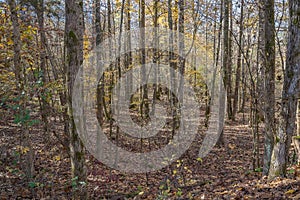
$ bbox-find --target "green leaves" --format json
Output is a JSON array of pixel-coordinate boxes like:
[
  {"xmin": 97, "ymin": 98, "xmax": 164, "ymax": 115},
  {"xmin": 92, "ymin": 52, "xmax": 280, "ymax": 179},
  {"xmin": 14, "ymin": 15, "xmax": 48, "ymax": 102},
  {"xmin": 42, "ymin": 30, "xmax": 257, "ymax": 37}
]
[
  {"xmin": 13, "ymin": 108, "xmax": 40, "ymax": 126},
  {"xmin": 254, "ymin": 167, "xmax": 263, "ymax": 172},
  {"xmin": 28, "ymin": 181, "xmax": 44, "ymax": 189}
]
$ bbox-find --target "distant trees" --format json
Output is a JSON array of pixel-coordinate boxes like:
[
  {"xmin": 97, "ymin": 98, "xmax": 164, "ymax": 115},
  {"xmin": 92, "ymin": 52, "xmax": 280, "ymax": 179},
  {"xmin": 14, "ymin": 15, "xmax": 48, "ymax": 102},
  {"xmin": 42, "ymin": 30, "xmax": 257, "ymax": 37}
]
[{"xmin": 8, "ymin": 0, "xmax": 34, "ymax": 180}]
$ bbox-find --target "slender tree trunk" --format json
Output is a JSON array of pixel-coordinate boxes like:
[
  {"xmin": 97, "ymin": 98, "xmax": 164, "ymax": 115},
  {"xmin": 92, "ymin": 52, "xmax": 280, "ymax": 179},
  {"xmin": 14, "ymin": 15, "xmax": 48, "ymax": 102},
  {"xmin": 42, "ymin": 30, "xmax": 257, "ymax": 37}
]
[
  {"xmin": 268, "ymin": 0, "xmax": 300, "ymax": 179},
  {"xmin": 232, "ymin": 0, "xmax": 244, "ymax": 120},
  {"xmin": 258, "ymin": 0, "xmax": 267, "ymax": 175},
  {"xmin": 35, "ymin": 0, "xmax": 50, "ymax": 139},
  {"xmin": 152, "ymin": 0, "xmax": 159, "ymax": 116},
  {"xmin": 140, "ymin": 0, "xmax": 149, "ymax": 119},
  {"xmin": 298, "ymin": 100, "xmax": 300, "ymax": 136},
  {"xmin": 295, "ymin": 98, "xmax": 300, "ymax": 164},
  {"xmin": 222, "ymin": 0, "xmax": 230, "ymax": 112},
  {"xmin": 168, "ymin": 0, "xmax": 176, "ymax": 136},
  {"xmin": 218, "ymin": 0, "xmax": 231, "ymax": 145},
  {"xmin": 216, "ymin": 0, "xmax": 225, "ymax": 145},
  {"xmin": 178, "ymin": 0, "xmax": 185, "ymax": 101},
  {"xmin": 125, "ymin": 0, "xmax": 132, "ymax": 99},
  {"xmin": 107, "ymin": 0, "xmax": 114, "ymax": 138},
  {"xmin": 65, "ymin": 0, "xmax": 87, "ymax": 197},
  {"xmin": 96, "ymin": 0, "xmax": 104, "ymax": 126},
  {"xmin": 263, "ymin": 0, "xmax": 276, "ymax": 176},
  {"xmin": 227, "ymin": 0, "xmax": 233, "ymax": 120}
]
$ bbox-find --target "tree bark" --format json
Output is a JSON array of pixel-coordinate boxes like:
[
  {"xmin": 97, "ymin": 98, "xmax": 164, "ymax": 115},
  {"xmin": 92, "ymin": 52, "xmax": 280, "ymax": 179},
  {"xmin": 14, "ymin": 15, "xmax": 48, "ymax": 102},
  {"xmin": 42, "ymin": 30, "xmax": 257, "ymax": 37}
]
[
  {"xmin": 223, "ymin": 0, "xmax": 231, "ymax": 120},
  {"xmin": 268, "ymin": 0, "xmax": 300, "ymax": 179},
  {"xmin": 177, "ymin": 0, "xmax": 185, "ymax": 111},
  {"xmin": 96, "ymin": 0, "xmax": 104, "ymax": 126},
  {"xmin": 298, "ymin": 99, "xmax": 300, "ymax": 136},
  {"xmin": 168, "ymin": 0, "xmax": 176, "ymax": 136},
  {"xmin": 227, "ymin": 0, "xmax": 233, "ymax": 120},
  {"xmin": 125, "ymin": 0, "xmax": 132, "ymax": 99},
  {"xmin": 232, "ymin": 0, "xmax": 244, "ymax": 120},
  {"xmin": 65, "ymin": 0, "xmax": 87, "ymax": 197},
  {"xmin": 139, "ymin": 0, "xmax": 149, "ymax": 118},
  {"xmin": 262, "ymin": 0, "xmax": 276, "ymax": 176},
  {"xmin": 34, "ymin": 0, "xmax": 50, "ymax": 139},
  {"xmin": 216, "ymin": 0, "xmax": 225, "ymax": 145}
]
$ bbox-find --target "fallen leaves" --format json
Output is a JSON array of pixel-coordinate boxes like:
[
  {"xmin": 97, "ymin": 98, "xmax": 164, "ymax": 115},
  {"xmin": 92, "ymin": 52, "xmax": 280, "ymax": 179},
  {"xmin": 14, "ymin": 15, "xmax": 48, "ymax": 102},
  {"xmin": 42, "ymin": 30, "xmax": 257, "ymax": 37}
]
[{"xmin": 2, "ymin": 107, "xmax": 300, "ymax": 199}]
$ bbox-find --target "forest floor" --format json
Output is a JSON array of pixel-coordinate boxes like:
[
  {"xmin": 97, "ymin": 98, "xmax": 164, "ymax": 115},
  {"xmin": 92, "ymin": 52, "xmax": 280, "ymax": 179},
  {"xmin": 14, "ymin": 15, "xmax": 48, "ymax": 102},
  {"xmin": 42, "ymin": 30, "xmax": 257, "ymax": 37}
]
[{"xmin": 1, "ymin": 105, "xmax": 300, "ymax": 200}]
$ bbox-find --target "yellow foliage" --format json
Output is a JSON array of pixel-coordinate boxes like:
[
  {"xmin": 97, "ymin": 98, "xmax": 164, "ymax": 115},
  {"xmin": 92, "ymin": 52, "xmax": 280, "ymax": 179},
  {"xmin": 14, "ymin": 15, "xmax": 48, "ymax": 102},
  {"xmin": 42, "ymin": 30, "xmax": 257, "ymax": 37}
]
[
  {"xmin": 16, "ymin": 145, "xmax": 30, "ymax": 154},
  {"xmin": 285, "ymin": 189, "xmax": 295, "ymax": 195},
  {"xmin": 54, "ymin": 155, "xmax": 61, "ymax": 161}
]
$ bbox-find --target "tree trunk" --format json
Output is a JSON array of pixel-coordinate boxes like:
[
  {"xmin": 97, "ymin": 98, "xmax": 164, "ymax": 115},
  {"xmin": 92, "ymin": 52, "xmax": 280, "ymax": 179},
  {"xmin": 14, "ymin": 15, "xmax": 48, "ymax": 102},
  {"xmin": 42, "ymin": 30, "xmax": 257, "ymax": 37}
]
[
  {"xmin": 35, "ymin": 0, "xmax": 50, "ymax": 139},
  {"xmin": 223, "ymin": 0, "xmax": 230, "ymax": 117},
  {"xmin": 125, "ymin": 0, "xmax": 132, "ymax": 99},
  {"xmin": 178, "ymin": 0, "xmax": 185, "ymax": 91},
  {"xmin": 227, "ymin": 0, "xmax": 233, "ymax": 120},
  {"xmin": 168, "ymin": 0, "xmax": 176, "ymax": 136},
  {"xmin": 297, "ymin": 100, "xmax": 300, "ymax": 136},
  {"xmin": 232, "ymin": 0, "xmax": 244, "ymax": 120},
  {"xmin": 268, "ymin": 0, "xmax": 300, "ymax": 179},
  {"xmin": 262, "ymin": 0, "xmax": 276, "ymax": 176},
  {"xmin": 65, "ymin": 0, "xmax": 87, "ymax": 197},
  {"xmin": 96, "ymin": 0, "xmax": 104, "ymax": 126},
  {"xmin": 216, "ymin": 0, "xmax": 225, "ymax": 145},
  {"xmin": 218, "ymin": 0, "xmax": 231, "ymax": 145},
  {"xmin": 140, "ymin": 0, "xmax": 149, "ymax": 118},
  {"xmin": 152, "ymin": 0, "xmax": 159, "ymax": 116}
]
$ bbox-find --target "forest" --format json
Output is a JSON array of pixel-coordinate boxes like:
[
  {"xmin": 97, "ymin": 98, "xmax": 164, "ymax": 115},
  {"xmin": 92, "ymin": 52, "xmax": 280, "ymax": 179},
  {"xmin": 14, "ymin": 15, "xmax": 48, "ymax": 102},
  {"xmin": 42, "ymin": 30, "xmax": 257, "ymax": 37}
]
[{"xmin": 0, "ymin": 0, "xmax": 300, "ymax": 199}]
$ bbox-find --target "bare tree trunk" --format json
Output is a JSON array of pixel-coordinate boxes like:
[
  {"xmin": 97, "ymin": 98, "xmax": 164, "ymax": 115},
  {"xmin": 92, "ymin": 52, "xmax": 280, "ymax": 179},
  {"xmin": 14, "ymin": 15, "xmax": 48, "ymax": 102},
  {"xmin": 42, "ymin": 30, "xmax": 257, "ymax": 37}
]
[
  {"xmin": 298, "ymin": 100, "xmax": 300, "ymax": 136},
  {"xmin": 168, "ymin": 0, "xmax": 176, "ymax": 136},
  {"xmin": 125, "ymin": 0, "xmax": 132, "ymax": 98},
  {"xmin": 222, "ymin": 0, "xmax": 230, "ymax": 107},
  {"xmin": 232, "ymin": 0, "xmax": 244, "ymax": 120},
  {"xmin": 152, "ymin": 0, "xmax": 159, "ymax": 116},
  {"xmin": 262, "ymin": 0, "xmax": 276, "ymax": 176},
  {"xmin": 96, "ymin": 0, "xmax": 104, "ymax": 126},
  {"xmin": 227, "ymin": 0, "xmax": 233, "ymax": 120},
  {"xmin": 140, "ymin": 0, "xmax": 149, "ymax": 119},
  {"xmin": 178, "ymin": 0, "xmax": 185, "ymax": 110},
  {"xmin": 65, "ymin": 0, "xmax": 87, "ymax": 197},
  {"xmin": 106, "ymin": 0, "xmax": 114, "ymax": 140},
  {"xmin": 216, "ymin": 0, "xmax": 224, "ymax": 145},
  {"xmin": 268, "ymin": 0, "xmax": 300, "ymax": 179},
  {"xmin": 218, "ymin": 0, "xmax": 231, "ymax": 145},
  {"xmin": 34, "ymin": 0, "xmax": 50, "ymax": 140},
  {"xmin": 294, "ymin": 99, "xmax": 300, "ymax": 164}
]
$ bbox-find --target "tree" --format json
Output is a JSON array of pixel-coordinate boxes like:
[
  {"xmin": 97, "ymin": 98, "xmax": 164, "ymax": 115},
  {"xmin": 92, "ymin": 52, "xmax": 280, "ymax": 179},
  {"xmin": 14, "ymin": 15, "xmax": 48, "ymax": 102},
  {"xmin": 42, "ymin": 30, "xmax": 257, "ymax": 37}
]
[
  {"xmin": 262, "ymin": 0, "xmax": 276, "ymax": 176},
  {"xmin": 139, "ymin": 0, "xmax": 149, "ymax": 118},
  {"xmin": 232, "ymin": 0, "xmax": 244, "ymax": 120},
  {"xmin": 32, "ymin": 0, "xmax": 50, "ymax": 139},
  {"xmin": 298, "ymin": 100, "xmax": 300, "ymax": 136},
  {"xmin": 268, "ymin": 0, "xmax": 300, "ymax": 178},
  {"xmin": 65, "ymin": 0, "xmax": 87, "ymax": 197},
  {"xmin": 218, "ymin": 0, "xmax": 230, "ymax": 145},
  {"xmin": 220, "ymin": 0, "xmax": 233, "ymax": 122}
]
